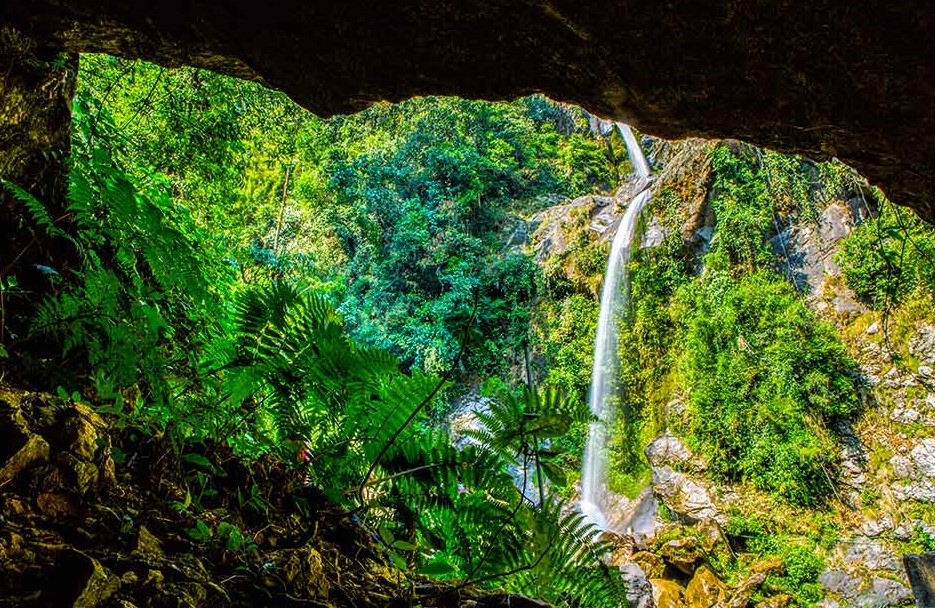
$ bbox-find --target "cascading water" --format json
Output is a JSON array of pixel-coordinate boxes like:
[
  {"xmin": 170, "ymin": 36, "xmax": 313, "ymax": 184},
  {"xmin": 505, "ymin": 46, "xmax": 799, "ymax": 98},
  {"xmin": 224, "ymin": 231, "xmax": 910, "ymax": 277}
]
[{"xmin": 579, "ymin": 123, "xmax": 651, "ymax": 530}]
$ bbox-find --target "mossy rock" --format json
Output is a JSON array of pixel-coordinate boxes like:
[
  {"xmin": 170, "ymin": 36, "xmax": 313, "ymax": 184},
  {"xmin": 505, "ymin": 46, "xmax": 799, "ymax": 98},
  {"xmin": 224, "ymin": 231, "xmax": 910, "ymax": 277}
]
[
  {"xmin": 283, "ymin": 546, "xmax": 330, "ymax": 599},
  {"xmin": 685, "ymin": 565, "xmax": 729, "ymax": 607},
  {"xmin": 650, "ymin": 578, "xmax": 686, "ymax": 608},
  {"xmin": 43, "ymin": 549, "xmax": 120, "ymax": 608},
  {"xmin": 633, "ymin": 551, "xmax": 665, "ymax": 578}
]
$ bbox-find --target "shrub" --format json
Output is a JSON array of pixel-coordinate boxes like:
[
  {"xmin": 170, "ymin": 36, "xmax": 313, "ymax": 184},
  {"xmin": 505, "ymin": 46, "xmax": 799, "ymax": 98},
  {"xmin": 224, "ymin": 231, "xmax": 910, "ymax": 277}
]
[
  {"xmin": 836, "ymin": 199, "xmax": 935, "ymax": 309},
  {"xmin": 676, "ymin": 269, "xmax": 859, "ymax": 505}
]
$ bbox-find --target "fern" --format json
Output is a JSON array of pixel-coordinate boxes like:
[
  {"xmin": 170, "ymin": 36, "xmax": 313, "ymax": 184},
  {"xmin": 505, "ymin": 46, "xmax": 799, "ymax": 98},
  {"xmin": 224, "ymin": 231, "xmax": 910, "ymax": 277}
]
[
  {"xmin": 0, "ymin": 178, "xmax": 67, "ymax": 238},
  {"xmin": 213, "ymin": 283, "xmax": 627, "ymax": 606},
  {"xmin": 22, "ymin": 91, "xmax": 224, "ymax": 412}
]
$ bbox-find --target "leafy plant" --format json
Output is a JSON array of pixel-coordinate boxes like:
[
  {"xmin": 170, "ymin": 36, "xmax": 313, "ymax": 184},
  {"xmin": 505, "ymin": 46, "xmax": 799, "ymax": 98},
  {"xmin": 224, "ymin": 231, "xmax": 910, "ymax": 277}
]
[
  {"xmin": 676, "ymin": 269, "xmax": 859, "ymax": 504},
  {"xmin": 836, "ymin": 197, "xmax": 935, "ymax": 309}
]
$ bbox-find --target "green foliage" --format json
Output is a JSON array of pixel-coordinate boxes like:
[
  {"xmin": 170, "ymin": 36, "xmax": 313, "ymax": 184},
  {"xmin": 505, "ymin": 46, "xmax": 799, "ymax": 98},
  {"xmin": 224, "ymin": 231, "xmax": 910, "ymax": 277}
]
[
  {"xmin": 607, "ymin": 156, "xmax": 863, "ymax": 505},
  {"xmin": 209, "ymin": 283, "xmax": 625, "ymax": 606},
  {"xmin": 77, "ymin": 55, "xmax": 617, "ymax": 382},
  {"xmin": 217, "ymin": 521, "xmax": 257, "ymax": 554},
  {"xmin": 675, "ymin": 269, "xmax": 858, "ymax": 504},
  {"xmin": 709, "ymin": 144, "xmax": 776, "ymax": 270},
  {"xmin": 186, "ymin": 519, "xmax": 213, "ymax": 542},
  {"xmin": 723, "ymin": 515, "xmax": 825, "ymax": 605},
  {"xmin": 708, "ymin": 143, "xmax": 842, "ymax": 268},
  {"xmin": 604, "ymin": 148, "xmax": 863, "ymax": 505},
  {"xmin": 836, "ymin": 198, "xmax": 935, "ymax": 308},
  {"xmin": 912, "ymin": 525, "xmax": 935, "ymax": 553},
  {"xmin": 24, "ymin": 57, "xmax": 634, "ymax": 606},
  {"xmin": 26, "ymin": 91, "xmax": 228, "ymax": 405},
  {"xmin": 326, "ymin": 97, "xmax": 609, "ymax": 375},
  {"xmin": 533, "ymin": 294, "xmax": 599, "ymax": 399},
  {"xmin": 468, "ymin": 386, "xmax": 591, "ymax": 489},
  {"xmin": 16, "ymin": 49, "xmax": 895, "ymax": 607},
  {"xmin": 608, "ymin": 192, "xmax": 693, "ymax": 486}
]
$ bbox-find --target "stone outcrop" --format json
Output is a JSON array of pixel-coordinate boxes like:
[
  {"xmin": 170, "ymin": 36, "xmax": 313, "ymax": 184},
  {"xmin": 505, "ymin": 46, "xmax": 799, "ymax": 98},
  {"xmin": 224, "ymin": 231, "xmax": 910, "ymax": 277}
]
[
  {"xmin": 645, "ymin": 432, "xmax": 706, "ymax": 474},
  {"xmin": 1, "ymin": 1, "xmax": 935, "ymax": 223},
  {"xmin": 617, "ymin": 527, "xmax": 786, "ymax": 608},
  {"xmin": 651, "ymin": 466, "xmax": 719, "ymax": 525},
  {"xmin": 2, "ymin": 387, "xmax": 551, "ymax": 607},
  {"xmin": 889, "ymin": 438, "xmax": 935, "ymax": 502},
  {"xmin": 772, "ymin": 198, "xmax": 869, "ymax": 313},
  {"xmin": 646, "ymin": 434, "xmax": 719, "ymax": 526}
]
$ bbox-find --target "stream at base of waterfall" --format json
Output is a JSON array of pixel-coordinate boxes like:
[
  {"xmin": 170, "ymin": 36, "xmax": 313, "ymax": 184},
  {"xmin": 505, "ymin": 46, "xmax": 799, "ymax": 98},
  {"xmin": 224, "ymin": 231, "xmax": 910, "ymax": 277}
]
[{"xmin": 579, "ymin": 122, "xmax": 654, "ymax": 534}]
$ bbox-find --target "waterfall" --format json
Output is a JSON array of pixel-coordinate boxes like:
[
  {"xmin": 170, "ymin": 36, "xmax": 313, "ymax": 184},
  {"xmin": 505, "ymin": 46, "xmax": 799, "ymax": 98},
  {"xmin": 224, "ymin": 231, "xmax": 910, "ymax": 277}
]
[{"xmin": 579, "ymin": 123, "xmax": 651, "ymax": 530}]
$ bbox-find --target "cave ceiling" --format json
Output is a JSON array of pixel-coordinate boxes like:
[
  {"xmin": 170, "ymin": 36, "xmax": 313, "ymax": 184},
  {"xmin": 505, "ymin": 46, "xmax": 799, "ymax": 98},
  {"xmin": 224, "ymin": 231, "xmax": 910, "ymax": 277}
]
[{"xmin": 2, "ymin": 0, "xmax": 933, "ymax": 221}]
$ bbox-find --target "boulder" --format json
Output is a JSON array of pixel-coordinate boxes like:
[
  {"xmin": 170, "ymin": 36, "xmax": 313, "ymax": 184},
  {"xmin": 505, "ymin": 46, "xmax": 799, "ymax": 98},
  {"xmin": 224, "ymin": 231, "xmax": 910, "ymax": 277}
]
[
  {"xmin": 134, "ymin": 526, "xmax": 165, "ymax": 560},
  {"xmin": 754, "ymin": 596, "xmax": 792, "ymax": 608},
  {"xmin": 723, "ymin": 559, "xmax": 783, "ymax": 608},
  {"xmin": 910, "ymin": 325, "xmax": 935, "ymax": 366},
  {"xmin": 283, "ymin": 546, "xmax": 330, "ymax": 598},
  {"xmin": 820, "ymin": 569, "xmax": 864, "ymax": 600},
  {"xmin": 62, "ymin": 404, "xmax": 107, "ymax": 460},
  {"xmin": 658, "ymin": 535, "xmax": 703, "ymax": 576},
  {"xmin": 43, "ymin": 550, "xmax": 121, "ymax": 608},
  {"xmin": 57, "ymin": 452, "xmax": 99, "ymax": 495},
  {"xmin": 889, "ymin": 438, "xmax": 935, "ymax": 502},
  {"xmin": 652, "ymin": 466, "xmax": 719, "ymax": 524},
  {"xmin": 0, "ymin": 531, "xmax": 25, "ymax": 564},
  {"xmin": 864, "ymin": 576, "xmax": 912, "ymax": 606},
  {"xmin": 645, "ymin": 432, "xmax": 705, "ymax": 472},
  {"xmin": 619, "ymin": 563, "xmax": 654, "ymax": 608},
  {"xmin": 860, "ymin": 517, "xmax": 894, "ymax": 538},
  {"xmin": 0, "ymin": 399, "xmax": 50, "ymax": 487},
  {"xmin": 911, "ymin": 439, "xmax": 935, "ymax": 476},
  {"xmin": 36, "ymin": 490, "xmax": 74, "ymax": 517},
  {"xmin": 633, "ymin": 550, "xmax": 666, "ymax": 579},
  {"xmin": 685, "ymin": 566, "xmax": 728, "ymax": 606},
  {"xmin": 607, "ymin": 532, "xmax": 637, "ymax": 568},
  {"xmin": 843, "ymin": 538, "xmax": 902, "ymax": 573},
  {"xmin": 782, "ymin": 201, "xmax": 864, "ymax": 307},
  {"xmin": 835, "ymin": 421, "xmax": 868, "ymax": 496},
  {"xmin": 651, "ymin": 579, "xmax": 686, "ymax": 608}
]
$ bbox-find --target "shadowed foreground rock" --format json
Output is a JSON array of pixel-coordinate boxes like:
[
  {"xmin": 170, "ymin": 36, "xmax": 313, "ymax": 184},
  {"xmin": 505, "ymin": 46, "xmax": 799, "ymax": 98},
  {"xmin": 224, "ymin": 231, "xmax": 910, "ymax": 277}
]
[
  {"xmin": 904, "ymin": 553, "xmax": 935, "ymax": 608},
  {"xmin": 0, "ymin": 387, "xmax": 556, "ymax": 607},
  {"xmin": 0, "ymin": 0, "xmax": 933, "ymax": 223}
]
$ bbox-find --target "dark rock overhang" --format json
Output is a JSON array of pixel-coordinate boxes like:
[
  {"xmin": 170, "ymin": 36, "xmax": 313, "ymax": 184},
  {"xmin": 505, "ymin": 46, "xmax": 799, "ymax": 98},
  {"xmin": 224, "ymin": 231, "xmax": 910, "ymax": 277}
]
[{"xmin": 2, "ymin": 0, "xmax": 933, "ymax": 221}]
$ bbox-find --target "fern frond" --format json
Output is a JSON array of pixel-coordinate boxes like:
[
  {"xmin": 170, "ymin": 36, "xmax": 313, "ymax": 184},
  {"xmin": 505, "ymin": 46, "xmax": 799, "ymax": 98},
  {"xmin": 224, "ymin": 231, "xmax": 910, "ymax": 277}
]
[{"xmin": 1, "ymin": 178, "xmax": 65, "ymax": 237}]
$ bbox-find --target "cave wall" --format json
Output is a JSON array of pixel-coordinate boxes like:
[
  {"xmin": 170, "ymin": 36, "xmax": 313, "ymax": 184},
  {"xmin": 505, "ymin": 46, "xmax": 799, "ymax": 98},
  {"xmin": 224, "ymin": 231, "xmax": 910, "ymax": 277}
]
[
  {"xmin": 0, "ymin": 25, "xmax": 78, "ymax": 342},
  {"xmin": 0, "ymin": 1, "xmax": 933, "ymax": 221}
]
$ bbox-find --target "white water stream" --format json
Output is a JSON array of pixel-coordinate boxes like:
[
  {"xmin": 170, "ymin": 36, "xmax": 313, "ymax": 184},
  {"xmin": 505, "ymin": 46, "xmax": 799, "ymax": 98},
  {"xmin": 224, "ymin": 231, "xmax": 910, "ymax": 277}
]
[{"xmin": 579, "ymin": 123, "xmax": 651, "ymax": 530}]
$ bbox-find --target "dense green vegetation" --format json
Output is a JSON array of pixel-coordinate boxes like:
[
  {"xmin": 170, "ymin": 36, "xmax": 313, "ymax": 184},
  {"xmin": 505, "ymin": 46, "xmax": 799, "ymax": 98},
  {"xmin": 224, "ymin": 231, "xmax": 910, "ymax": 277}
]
[
  {"xmin": 5, "ymin": 48, "xmax": 935, "ymax": 608},
  {"xmin": 73, "ymin": 55, "xmax": 617, "ymax": 380},
  {"xmin": 836, "ymin": 199, "xmax": 935, "ymax": 309},
  {"xmin": 0, "ymin": 54, "xmax": 636, "ymax": 606},
  {"xmin": 608, "ymin": 143, "xmax": 862, "ymax": 506},
  {"xmin": 676, "ymin": 268, "xmax": 858, "ymax": 504}
]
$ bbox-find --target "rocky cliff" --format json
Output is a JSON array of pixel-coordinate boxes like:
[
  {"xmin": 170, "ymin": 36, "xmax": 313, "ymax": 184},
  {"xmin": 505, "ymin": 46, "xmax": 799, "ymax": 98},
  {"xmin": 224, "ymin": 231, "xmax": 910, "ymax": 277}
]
[{"xmin": 528, "ymin": 134, "xmax": 935, "ymax": 607}]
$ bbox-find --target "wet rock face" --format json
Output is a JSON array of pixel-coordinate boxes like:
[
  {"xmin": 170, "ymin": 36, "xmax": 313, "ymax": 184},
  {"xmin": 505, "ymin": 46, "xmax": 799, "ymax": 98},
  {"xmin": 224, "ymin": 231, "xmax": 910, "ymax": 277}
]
[{"xmin": 2, "ymin": 1, "xmax": 935, "ymax": 223}]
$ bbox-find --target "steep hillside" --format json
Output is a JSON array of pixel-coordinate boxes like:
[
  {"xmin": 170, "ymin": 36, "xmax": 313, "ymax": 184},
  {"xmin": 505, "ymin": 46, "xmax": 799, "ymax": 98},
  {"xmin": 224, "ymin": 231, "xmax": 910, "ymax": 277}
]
[{"xmin": 528, "ymin": 135, "xmax": 935, "ymax": 607}]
